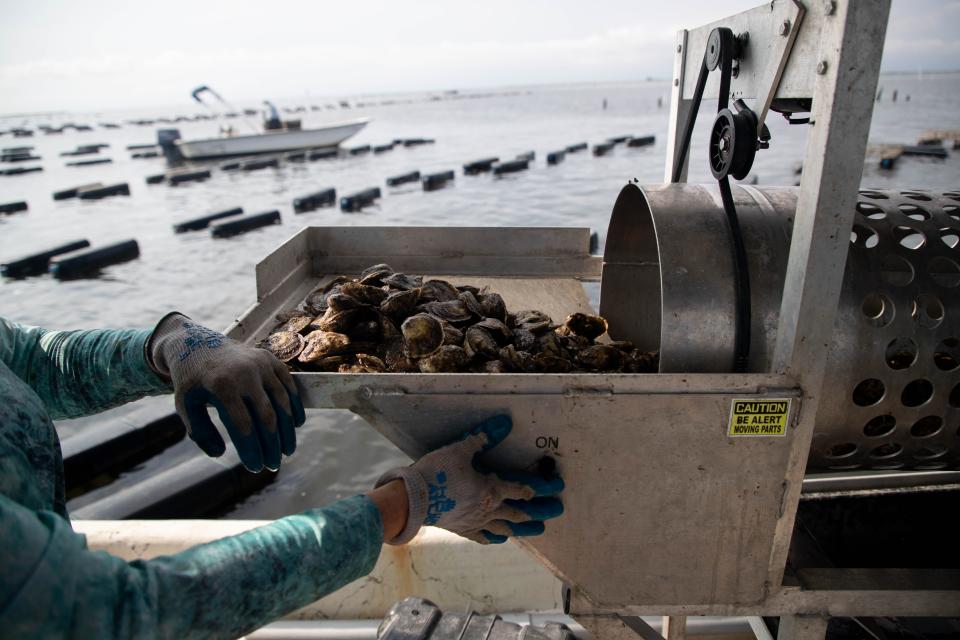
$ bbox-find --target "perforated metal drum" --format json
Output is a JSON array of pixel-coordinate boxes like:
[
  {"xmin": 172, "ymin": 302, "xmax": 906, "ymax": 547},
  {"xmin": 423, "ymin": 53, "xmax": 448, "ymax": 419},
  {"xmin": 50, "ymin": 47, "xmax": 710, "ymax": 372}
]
[{"xmin": 600, "ymin": 183, "xmax": 960, "ymax": 470}]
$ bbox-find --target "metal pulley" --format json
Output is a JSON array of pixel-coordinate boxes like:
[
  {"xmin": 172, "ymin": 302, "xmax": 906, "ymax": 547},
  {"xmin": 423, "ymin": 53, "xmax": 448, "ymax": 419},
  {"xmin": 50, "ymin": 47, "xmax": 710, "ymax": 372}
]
[
  {"xmin": 703, "ymin": 27, "xmax": 732, "ymax": 71},
  {"xmin": 701, "ymin": 23, "xmax": 771, "ymax": 182},
  {"xmin": 709, "ymin": 99, "xmax": 771, "ymax": 181}
]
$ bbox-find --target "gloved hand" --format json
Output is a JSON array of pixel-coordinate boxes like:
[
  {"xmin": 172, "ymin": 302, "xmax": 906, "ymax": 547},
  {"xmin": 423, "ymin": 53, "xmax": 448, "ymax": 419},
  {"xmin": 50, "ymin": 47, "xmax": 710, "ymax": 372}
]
[
  {"xmin": 375, "ymin": 415, "xmax": 564, "ymax": 544},
  {"xmin": 148, "ymin": 313, "xmax": 306, "ymax": 472}
]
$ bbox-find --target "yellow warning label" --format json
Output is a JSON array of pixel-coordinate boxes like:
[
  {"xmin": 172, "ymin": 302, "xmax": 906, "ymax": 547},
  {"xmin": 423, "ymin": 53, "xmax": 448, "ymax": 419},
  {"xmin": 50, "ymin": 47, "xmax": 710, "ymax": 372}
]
[{"xmin": 728, "ymin": 399, "xmax": 791, "ymax": 437}]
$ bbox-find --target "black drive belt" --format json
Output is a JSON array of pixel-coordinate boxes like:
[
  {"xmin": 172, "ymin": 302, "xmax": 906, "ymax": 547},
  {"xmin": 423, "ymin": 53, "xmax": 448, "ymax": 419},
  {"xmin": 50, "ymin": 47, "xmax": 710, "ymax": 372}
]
[{"xmin": 671, "ymin": 28, "xmax": 754, "ymax": 373}]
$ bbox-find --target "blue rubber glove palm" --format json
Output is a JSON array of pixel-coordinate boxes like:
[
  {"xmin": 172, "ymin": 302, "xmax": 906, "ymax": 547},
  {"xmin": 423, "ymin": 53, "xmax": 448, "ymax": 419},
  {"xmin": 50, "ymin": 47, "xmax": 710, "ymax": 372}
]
[
  {"xmin": 149, "ymin": 313, "xmax": 306, "ymax": 472},
  {"xmin": 376, "ymin": 415, "xmax": 564, "ymax": 544}
]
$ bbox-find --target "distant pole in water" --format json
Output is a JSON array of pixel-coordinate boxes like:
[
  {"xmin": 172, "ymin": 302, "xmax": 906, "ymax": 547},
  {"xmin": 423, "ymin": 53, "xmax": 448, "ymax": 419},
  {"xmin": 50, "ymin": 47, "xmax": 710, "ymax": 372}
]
[
  {"xmin": 892, "ymin": 89, "xmax": 898, "ymax": 102},
  {"xmin": 657, "ymin": 97, "xmax": 663, "ymax": 108},
  {"xmin": 905, "ymin": 94, "xmax": 910, "ymax": 102},
  {"xmin": 603, "ymin": 98, "xmax": 607, "ymax": 110}
]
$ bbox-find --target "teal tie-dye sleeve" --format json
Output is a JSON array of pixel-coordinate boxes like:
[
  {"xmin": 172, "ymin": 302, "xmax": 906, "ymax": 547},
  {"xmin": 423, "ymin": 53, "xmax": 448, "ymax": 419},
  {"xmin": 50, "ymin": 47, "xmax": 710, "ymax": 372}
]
[
  {"xmin": 0, "ymin": 493, "xmax": 384, "ymax": 639},
  {"xmin": 0, "ymin": 317, "xmax": 172, "ymax": 420}
]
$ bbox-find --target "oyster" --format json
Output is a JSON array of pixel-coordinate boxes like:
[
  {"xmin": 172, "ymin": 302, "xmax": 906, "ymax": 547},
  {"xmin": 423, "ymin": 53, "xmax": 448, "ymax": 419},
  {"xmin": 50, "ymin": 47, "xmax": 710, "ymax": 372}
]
[
  {"xmin": 479, "ymin": 292, "xmax": 507, "ymax": 322},
  {"xmin": 326, "ymin": 293, "xmax": 364, "ymax": 312},
  {"xmin": 340, "ymin": 282, "xmax": 388, "ymax": 306},
  {"xmin": 473, "ymin": 317, "xmax": 512, "ymax": 344},
  {"xmin": 303, "ymin": 276, "xmax": 351, "ymax": 313},
  {"xmin": 500, "ymin": 345, "xmax": 536, "ymax": 372},
  {"xmin": 359, "ymin": 263, "xmax": 394, "ymax": 285},
  {"xmin": 576, "ymin": 344, "xmax": 623, "ymax": 371},
  {"xmin": 313, "ymin": 307, "xmax": 362, "ymax": 333},
  {"xmin": 380, "ymin": 288, "xmax": 420, "ymax": 320},
  {"xmin": 458, "ymin": 291, "xmax": 485, "ymax": 317},
  {"xmin": 536, "ymin": 331, "xmax": 567, "ymax": 358},
  {"xmin": 624, "ymin": 349, "xmax": 659, "ymax": 373},
  {"xmin": 418, "ymin": 345, "xmax": 470, "ymax": 373},
  {"xmin": 375, "ymin": 336, "xmax": 403, "ymax": 369},
  {"xmin": 378, "ymin": 313, "xmax": 401, "ymax": 341},
  {"xmin": 267, "ymin": 331, "xmax": 305, "ymax": 362},
  {"xmin": 464, "ymin": 326, "xmax": 499, "ymax": 360},
  {"xmin": 356, "ymin": 353, "xmax": 387, "ymax": 372},
  {"xmin": 514, "ymin": 309, "xmax": 553, "ymax": 334},
  {"xmin": 564, "ymin": 312, "xmax": 609, "ymax": 340},
  {"xmin": 421, "ymin": 299, "xmax": 472, "ymax": 324},
  {"xmin": 418, "ymin": 279, "xmax": 460, "ymax": 303},
  {"xmin": 441, "ymin": 322, "xmax": 464, "ymax": 346},
  {"xmin": 281, "ymin": 261, "xmax": 657, "ymax": 375},
  {"xmin": 274, "ymin": 309, "xmax": 307, "ymax": 323},
  {"xmin": 512, "ymin": 328, "xmax": 536, "ymax": 351},
  {"xmin": 533, "ymin": 352, "xmax": 574, "ymax": 373},
  {"xmin": 273, "ymin": 313, "xmax": 313, "ymax": 335},
  {"xmin": 401, "ymin": 313, "xmax": 444, "ymax": 358},
  {"xmin": 558, "ymin": 332, "xmax": 591, "ymax": 353},
  {"xmin": 298, "ymin": 330, "xmax": 351, "ymax": 362},
  {"xmin": 382, "ymin": 272, "xmax": 423, "ymax": 290}
]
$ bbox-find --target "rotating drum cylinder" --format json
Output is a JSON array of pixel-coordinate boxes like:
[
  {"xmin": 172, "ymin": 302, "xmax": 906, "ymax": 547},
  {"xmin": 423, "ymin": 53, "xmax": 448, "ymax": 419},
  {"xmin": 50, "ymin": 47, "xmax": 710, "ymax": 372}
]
[
  {"xmin": 600, "ymin": 183, "xmax": 960, "ymax": 471},
  {"xmin": 600, "ymin": 182, "xmax": 797, "ymax": 372}
]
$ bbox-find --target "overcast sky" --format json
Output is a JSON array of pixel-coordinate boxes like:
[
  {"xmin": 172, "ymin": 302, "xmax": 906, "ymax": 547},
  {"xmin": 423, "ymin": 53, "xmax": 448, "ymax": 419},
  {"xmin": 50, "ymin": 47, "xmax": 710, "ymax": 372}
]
[{"xmin": 1, "ymin": 0, "xmax": 957, "ymax": 114}]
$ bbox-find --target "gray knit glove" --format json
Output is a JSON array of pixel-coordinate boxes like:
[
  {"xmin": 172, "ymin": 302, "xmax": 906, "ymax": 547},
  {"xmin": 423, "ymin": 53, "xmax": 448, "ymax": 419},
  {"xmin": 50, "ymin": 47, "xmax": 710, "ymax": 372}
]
[
  {"xmin": 375, "ymin": 415, "xmax": 564, "ymax": 545},
  {"xmin": 148, "ymin": 313, "xmax": 306, "ymax": 472}
]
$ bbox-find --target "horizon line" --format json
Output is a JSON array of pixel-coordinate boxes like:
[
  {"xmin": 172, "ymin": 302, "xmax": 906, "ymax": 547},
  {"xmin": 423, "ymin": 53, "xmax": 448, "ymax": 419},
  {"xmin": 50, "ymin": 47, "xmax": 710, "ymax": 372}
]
[{"xmin": 3, "ymin": 69, "xmax": 958, "ymax": 120}]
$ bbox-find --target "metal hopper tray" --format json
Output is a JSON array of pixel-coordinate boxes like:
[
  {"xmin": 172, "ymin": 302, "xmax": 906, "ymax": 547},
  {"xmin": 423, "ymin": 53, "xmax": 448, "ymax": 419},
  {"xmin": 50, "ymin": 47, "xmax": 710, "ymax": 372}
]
[
  {"xmin": 226, "ymin": 226, "xmax": 810, "ymax": 611},
  {"xmin": 228, "ymin": 226, "xmax": 619, "ymax": 459}
]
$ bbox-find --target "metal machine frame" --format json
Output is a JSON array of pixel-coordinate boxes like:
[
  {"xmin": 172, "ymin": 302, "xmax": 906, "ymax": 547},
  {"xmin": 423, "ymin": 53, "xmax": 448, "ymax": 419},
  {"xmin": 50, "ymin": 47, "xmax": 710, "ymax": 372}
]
[
  {"xmin": 222, "ymin": 2, "xmax": 958, "ymax": 638},
  {"xmin": 596, "ymin": 1, "xmax": 958, "ymax": 638}
]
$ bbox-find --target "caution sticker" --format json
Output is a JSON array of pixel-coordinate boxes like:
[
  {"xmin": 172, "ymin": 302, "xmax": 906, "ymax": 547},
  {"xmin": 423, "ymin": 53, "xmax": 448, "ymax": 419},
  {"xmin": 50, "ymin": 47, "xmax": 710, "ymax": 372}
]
[{"xmin": 728, "ymin": 399, "xmax": 791, "ymax": 437}]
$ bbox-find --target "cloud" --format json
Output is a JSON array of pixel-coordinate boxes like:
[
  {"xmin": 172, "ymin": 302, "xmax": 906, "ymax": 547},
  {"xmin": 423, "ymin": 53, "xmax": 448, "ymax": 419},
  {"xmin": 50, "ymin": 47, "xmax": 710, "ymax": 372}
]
[
  {"xmin": 0, "ymin": 0, "xmax": 955, "ymax": 113},
  {"xmin": 1, "ymin": 23, "xmax": 677, "ymax": 111}
]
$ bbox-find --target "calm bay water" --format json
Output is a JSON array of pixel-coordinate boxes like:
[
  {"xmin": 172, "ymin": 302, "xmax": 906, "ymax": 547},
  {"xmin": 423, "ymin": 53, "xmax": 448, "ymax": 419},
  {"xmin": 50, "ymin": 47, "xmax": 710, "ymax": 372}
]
[{"xmin": 2, "ymin": 76, "xmax": 958, "ymax": 517}]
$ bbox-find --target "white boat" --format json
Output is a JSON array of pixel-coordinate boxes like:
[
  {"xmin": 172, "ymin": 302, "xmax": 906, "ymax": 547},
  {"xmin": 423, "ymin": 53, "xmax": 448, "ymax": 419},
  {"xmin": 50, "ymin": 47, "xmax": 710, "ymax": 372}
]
[{"xmin": 167, "ymin": 117, "xmax": 369, "ymax": 160}]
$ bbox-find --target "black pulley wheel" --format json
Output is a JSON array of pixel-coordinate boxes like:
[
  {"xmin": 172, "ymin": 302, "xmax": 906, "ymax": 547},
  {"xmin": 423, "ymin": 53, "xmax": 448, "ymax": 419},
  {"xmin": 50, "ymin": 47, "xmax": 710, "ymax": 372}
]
[
  {"xmin": 705, "ymin": 28, "xmax": 734, "ymax": 71},
  {"xmin": 704, "ymin": 29, "xmax": 725, "ymax": 71},
  {"xmin": 709, "ymin": 108, "xmax": 757, "ymax": 181}
]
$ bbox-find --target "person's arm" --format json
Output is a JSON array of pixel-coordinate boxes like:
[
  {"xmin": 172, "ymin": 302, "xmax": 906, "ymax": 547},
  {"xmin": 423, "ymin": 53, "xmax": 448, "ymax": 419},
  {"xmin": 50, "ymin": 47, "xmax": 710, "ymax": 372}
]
[
  {"xmin": 367, "ymin": 479, "xmax": 408, "ymax": 541},
  {"xmin": 0, "ymin": 315, "xmax": 306, "ymax": 471},
  {"xmin": 0, "ymin": 317, "xmax": 171, "ymax": 420},
  {"xmin": 0, "ymin": 493, "xmax": 384, "ymax": 640},
  {"xmin": 0, "ymin": 416, "xmax": 561, "ymax": 638}
]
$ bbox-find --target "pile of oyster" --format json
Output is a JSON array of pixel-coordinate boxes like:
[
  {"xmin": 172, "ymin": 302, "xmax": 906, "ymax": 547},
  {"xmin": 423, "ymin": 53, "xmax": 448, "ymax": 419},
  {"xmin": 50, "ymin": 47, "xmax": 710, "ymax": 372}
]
[{"xmin": 261, "ymin": 263, "xmax": 658, "ymax": 374}]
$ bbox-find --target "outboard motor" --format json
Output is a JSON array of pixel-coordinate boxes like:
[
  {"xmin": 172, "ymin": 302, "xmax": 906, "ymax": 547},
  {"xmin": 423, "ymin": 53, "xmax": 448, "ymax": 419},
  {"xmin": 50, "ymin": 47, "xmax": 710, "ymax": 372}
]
[{"xmin": 157, "ymin": 128, "xmax": 183, "ymax": 164}]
